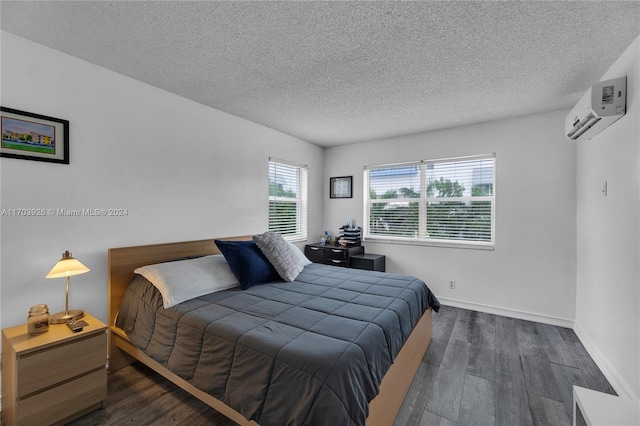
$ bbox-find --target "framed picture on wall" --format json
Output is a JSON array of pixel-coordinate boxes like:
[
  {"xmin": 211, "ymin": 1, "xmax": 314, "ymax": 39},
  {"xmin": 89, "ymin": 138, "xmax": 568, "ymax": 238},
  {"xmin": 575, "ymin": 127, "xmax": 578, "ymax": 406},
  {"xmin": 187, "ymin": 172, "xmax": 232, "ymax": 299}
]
[
  {"xmin": 1, "ymin": 107, "xmax": 69, "ymax": 164},
  {"xmin": 330, "ymin": 176, "xmax": 353, "ymax": 199}
]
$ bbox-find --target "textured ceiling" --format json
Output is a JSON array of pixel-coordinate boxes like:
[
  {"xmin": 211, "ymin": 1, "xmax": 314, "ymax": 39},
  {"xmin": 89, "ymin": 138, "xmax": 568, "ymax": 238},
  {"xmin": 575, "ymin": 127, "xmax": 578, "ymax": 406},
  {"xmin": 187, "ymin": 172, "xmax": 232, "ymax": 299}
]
[{"xmin": 1, "ymin": 1, "xmax": 639, "ymax": 147}]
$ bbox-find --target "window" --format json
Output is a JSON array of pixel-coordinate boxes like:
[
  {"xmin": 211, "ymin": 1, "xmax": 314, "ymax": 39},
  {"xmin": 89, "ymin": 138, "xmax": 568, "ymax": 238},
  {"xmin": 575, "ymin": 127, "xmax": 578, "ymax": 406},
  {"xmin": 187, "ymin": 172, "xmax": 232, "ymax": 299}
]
[
  {"xmin": 269, "ymin": 158, "xmax": 308, "ymax": 242},
  {"xmin": 364, "ymin": 154, "xmax": 495, "ymax": 248}
]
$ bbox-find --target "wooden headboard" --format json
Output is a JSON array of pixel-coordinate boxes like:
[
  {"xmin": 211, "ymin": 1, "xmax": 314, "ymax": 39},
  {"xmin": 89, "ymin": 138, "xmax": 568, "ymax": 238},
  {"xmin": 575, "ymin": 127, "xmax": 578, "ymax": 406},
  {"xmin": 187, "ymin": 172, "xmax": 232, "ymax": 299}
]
[{"xmin": 107, "ymin": 235, "xmax": 251, "ymax": 330}]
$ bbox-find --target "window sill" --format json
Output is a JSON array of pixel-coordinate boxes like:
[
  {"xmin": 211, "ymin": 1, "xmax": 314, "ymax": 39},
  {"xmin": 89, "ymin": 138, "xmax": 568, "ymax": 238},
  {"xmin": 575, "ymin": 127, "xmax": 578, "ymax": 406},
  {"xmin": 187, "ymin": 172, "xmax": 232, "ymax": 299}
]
[
  {"xmin": 283, "ymin": 235, "xmax": 307, "ymax": 243},
  {"xmin": 363, "ymin": 236, "xmax": 495, "ymax": 251}
]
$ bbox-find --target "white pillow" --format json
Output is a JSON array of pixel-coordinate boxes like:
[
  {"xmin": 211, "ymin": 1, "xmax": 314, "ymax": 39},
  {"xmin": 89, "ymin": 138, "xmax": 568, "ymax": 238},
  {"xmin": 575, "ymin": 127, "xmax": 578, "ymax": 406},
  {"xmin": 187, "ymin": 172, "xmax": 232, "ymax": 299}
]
[{"xmin": 134, "ymin": 255, "xmax": 239, "ymax": 308}]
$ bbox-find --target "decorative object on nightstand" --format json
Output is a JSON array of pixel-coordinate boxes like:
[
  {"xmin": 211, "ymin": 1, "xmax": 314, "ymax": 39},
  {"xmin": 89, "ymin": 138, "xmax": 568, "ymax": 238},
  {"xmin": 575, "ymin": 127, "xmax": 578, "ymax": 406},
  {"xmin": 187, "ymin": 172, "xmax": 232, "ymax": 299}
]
[
  {"xmin": 1, "ymin": 313, "xmax": 107, "ymax": 426},
  {"xmin": 45, "ymin": 250, "xmax": 89, "ymax": 324},
  {"xmin": 26, "ymin": 304, "xmax": 50, "ymax": 335},
  {"xmin": 338, "ymin": 225, "xmax": 362, "ymax": 247}
]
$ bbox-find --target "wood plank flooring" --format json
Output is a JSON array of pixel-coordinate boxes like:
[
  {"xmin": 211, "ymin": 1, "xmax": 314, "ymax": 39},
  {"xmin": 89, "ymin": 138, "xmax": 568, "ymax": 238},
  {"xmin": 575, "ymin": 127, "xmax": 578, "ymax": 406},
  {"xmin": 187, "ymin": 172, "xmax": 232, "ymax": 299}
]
[
  {"xmin": 394, "ymin": 306, "xmax": 616, "ymax": 426},
  {"xmin": 66, "ymin": 306, "xmax": 616, "ymax": 426}
]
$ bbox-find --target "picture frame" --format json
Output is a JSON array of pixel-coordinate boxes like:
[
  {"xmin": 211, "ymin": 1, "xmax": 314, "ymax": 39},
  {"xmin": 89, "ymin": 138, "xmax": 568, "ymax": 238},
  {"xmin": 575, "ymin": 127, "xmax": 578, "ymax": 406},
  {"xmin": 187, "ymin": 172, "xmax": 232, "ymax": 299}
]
[
  {"xmin": 330, "ymin": 176, "xmax": 353, "ymax": 199},
  {"xmin": 1, "ymin": 107, "xmax": 69, "ymax": 164}
]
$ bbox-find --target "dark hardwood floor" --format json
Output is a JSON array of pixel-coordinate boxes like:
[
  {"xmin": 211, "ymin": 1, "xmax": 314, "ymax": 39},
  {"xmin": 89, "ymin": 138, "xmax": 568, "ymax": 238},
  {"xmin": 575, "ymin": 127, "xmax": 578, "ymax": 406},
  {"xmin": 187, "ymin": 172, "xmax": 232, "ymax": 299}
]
[
  {"xmin": 394, "ymin": 306, "xmax": 615, "ymax": 426},
  {"xmin": 68, "ymin": 306, "xmax": 615, "ymax": 426}
]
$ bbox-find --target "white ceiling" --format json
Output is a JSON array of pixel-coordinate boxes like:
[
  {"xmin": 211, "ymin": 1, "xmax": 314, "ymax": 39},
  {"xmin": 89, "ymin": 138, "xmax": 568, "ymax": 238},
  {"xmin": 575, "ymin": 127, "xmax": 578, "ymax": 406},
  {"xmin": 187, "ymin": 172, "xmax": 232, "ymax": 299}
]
[{"xmin": 1, "ymin": 1, "xmax": 639, "ymax": 147}]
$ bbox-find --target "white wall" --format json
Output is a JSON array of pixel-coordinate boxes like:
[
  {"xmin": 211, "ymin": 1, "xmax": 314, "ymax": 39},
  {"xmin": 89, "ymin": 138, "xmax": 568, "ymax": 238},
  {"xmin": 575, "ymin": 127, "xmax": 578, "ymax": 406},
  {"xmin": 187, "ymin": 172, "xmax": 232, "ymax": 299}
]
[
  {"xmin": 575, "ymin": 36, "xmax": 640, "ymax": 399},
  {"xmin": 324, "ymin": 110, "xmax": 577, "ymax": 325},
  {"xmin": 0, "ymin": 32, "xmax": 324, "ymax": 330}
]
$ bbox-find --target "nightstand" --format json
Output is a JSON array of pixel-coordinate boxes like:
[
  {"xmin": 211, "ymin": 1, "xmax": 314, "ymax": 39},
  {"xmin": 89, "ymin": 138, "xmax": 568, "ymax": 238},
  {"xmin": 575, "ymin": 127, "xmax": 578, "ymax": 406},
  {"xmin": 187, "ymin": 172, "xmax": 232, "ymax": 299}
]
[
  {"xmin": 1, "ymin": 313, "xmax": 107, "ymax": 426},
  {"xmin": 304, "ymin": 243, "xmax": 364, "ymax": 267},
  {"xmin": 352, "ymin": 253, "xmax": 386, "ymax": 272}
]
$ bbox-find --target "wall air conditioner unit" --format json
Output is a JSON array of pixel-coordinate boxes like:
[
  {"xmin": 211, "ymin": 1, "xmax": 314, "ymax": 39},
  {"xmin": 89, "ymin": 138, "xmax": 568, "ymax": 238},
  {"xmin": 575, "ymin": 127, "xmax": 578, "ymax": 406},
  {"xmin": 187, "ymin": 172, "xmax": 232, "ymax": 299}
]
[{"xmin": 565, "ymin": 77, "xmax": 626, "ymax": 141}]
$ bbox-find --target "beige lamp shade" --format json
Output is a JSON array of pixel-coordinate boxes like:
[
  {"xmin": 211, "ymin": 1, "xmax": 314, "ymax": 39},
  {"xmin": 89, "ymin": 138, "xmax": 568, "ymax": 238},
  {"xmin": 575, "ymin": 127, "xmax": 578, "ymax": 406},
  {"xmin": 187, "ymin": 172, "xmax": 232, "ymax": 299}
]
[
  {"xmin": 46, "ymin": 251, "xmax": 90, "ymax": 278},
  {"xmin": 46, "ymin": 250, "xmax": 89, "ymax": 323}
]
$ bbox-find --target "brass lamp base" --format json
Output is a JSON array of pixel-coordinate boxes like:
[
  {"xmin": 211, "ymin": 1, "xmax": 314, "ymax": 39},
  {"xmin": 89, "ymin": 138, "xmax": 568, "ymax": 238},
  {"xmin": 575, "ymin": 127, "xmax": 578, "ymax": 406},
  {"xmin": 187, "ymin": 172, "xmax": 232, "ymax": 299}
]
[{"xmin": 50, "ymin": 309, "xmax": 84, "ymax": 324}]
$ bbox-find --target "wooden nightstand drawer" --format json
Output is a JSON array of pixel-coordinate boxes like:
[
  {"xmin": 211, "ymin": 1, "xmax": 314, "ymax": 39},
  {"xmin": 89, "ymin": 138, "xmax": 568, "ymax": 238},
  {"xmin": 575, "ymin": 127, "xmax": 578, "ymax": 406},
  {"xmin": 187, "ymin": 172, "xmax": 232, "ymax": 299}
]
[
  {"xmin": 2, "ymin": 313, "xmax": 107, "ymax": 426},
  {"xmin": 18, "ymin": 332, "xmax": 106, "ymax": 397},
  {"xmin": 17, "ymin": 368, "xmax": 106, "ymax": 425}
]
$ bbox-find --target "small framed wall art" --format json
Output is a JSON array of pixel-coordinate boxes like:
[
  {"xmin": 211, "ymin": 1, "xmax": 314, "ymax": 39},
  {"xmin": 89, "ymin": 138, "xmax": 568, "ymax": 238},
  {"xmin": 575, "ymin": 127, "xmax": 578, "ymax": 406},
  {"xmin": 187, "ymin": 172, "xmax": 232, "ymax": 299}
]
[
  {"xmin": 330, "ymin": 176, "xmax": 353, "ymax": 199},
  {"xmin": 1, "ymin": 107, "xmax": 69, "ymax": 164}
]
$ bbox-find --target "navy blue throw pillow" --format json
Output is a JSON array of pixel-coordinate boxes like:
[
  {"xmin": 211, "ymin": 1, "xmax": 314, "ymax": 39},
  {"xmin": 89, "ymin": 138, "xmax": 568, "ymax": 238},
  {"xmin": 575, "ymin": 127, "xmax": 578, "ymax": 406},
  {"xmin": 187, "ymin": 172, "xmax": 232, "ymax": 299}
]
[{"xmin": 214, "ymin": 240, "xmax": 280, "ymax": 289}]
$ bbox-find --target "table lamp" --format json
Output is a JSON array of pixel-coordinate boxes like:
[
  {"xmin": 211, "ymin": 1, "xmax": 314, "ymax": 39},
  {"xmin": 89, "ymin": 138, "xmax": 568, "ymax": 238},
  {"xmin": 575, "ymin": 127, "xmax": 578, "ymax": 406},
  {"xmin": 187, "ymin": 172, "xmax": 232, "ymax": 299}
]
[{"xmin": 46, "ymin": 250, "xmax": 90, "ymax": 324}]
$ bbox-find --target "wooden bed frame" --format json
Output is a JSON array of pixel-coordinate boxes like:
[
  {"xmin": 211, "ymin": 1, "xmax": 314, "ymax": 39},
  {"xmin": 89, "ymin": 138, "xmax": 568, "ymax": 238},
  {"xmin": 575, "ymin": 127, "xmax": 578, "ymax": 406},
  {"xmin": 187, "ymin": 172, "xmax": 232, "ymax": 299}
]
[{"xmin": 108, "ymin": 236, "xmax": 433, "ymax": 426}]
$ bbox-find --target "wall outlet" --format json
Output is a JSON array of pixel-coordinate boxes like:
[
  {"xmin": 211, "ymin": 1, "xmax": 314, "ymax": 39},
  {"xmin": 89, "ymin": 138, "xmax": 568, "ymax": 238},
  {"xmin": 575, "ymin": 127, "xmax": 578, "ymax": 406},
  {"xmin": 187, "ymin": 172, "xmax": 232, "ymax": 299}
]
[{"xmin": 449, "ymin": 280, "xmax": 456, "ymax": 289}]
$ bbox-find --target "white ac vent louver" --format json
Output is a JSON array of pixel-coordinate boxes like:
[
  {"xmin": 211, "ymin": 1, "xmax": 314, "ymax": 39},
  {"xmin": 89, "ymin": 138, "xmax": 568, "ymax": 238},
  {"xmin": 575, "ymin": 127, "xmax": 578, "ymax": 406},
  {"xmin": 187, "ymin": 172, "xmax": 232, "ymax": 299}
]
[{"xmin": 565, "ymin": 77, "xmax": 626, "ymax": 141}]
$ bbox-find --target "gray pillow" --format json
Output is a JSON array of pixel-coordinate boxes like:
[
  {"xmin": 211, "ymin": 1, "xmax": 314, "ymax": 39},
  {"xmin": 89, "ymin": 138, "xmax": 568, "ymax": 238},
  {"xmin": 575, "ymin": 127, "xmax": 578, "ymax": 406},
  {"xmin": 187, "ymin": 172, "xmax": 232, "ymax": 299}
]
[
  {"xmin": 252, "ymin": 232, "xmax": 304, "ymax": 282},
  {"xmin": 288, "ymin": 241, "xmax": 312, "ymax": 266}
]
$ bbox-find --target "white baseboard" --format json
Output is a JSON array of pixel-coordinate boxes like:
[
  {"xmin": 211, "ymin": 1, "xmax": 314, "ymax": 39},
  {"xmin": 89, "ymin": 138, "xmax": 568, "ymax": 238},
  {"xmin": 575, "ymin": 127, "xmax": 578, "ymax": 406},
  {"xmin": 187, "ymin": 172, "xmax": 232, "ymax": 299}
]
[
  {"xmin": 438, "ymin": 297, "xmax": 575, "ymax": 328},
  {"xmin": 573, "ymin": 321, "xmax": 638, "ymax": 400}
]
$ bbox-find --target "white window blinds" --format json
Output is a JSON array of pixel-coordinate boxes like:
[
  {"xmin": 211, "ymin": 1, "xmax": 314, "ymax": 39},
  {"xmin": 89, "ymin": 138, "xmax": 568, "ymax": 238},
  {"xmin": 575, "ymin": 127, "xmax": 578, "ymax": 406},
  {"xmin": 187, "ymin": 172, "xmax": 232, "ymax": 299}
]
[
  {"xmin": 364, "ymin": 154, "xmax": 495, "ymax": 247},
  {"xmin": 269, "ymin": 158, "xmax": 308, "ymax": 242}
]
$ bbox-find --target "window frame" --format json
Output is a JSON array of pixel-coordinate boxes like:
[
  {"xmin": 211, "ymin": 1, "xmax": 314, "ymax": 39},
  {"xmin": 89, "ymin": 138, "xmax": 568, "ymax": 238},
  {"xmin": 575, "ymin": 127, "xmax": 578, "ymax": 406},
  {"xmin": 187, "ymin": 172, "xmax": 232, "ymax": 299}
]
[
  {"xmin": 268, "ymin": 157, "xmax": 308, "ymax": 242},
  {"xmin": 363, "ymin": 154, "xmax": 495, "ymax": 250}
]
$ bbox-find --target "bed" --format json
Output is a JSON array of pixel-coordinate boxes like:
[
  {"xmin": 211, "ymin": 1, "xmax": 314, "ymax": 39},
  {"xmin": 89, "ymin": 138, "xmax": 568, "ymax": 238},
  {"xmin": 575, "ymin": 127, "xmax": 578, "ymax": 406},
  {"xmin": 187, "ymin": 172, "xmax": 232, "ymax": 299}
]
[{"xmin": 108, "ymin": 235, "xmax": 439, "ymax": 426}]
